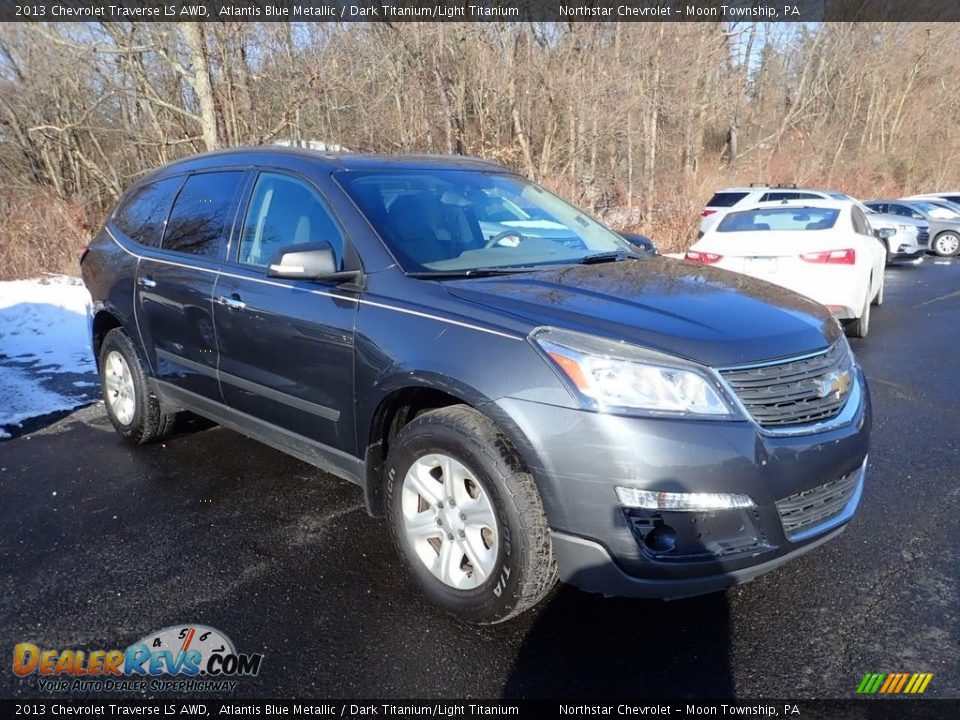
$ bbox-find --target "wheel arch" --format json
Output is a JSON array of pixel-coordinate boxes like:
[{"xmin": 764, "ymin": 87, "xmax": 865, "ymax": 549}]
[
  {"xmin": 91, "ymin": 309, "xmax": 124, "ymax": 370},
  {"xmin": 361, "ymin": 377, "xmax": 540, "ymax": 518}
]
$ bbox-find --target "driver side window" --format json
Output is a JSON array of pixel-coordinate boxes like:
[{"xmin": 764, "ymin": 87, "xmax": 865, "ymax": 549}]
[{"xmin": 238, "ymin": 172, "xmax": 344, "ymax": 269}]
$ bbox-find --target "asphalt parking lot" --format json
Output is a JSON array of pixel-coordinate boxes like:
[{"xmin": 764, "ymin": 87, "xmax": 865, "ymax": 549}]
[{"xmin": 1, "ymin": 257, "xmax": 958, "ymax": 700}]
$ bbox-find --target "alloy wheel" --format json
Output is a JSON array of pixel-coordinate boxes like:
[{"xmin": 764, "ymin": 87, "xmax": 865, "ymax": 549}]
[
  {"xmin": 401, "ymin": 453, "xmax": 499, "ymax": 590},
  {"xmin": 935, "ymin": 233, "xmax": 959, "ymax": 256},
  {"xmin": 104, "ymin": 350, "xmax": 136, "ymax": 425}
]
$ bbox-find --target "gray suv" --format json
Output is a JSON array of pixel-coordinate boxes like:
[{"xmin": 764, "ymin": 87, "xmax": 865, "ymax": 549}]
[{"xmin": 81, "ymin": 148, "xmax": 871, "ymax": 624}]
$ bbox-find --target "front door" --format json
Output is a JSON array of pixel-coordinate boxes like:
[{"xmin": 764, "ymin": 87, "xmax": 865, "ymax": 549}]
[{"xmin": 212, "ymin": 171, "xmax": 358, "ymax": 456}]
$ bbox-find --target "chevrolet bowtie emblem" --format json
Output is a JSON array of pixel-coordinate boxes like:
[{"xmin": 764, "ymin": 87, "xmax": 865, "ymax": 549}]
[{"xmin": 818, "ymin": 369, "xmax": 852, "ymax": 399}]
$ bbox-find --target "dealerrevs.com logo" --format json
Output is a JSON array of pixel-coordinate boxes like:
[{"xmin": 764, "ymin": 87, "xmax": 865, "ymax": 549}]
[{"xmin": 13, "ymin": 624, "xmax": 264, "ymax": 693}]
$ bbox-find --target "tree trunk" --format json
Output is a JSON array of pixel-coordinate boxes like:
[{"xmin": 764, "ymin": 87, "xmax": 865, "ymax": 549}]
[{"xmin": 181, "ymin": 23, "xmax": 219, "ymax": 151}]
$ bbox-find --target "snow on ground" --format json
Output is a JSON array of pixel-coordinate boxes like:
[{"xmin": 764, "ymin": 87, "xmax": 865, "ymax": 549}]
[{"xmin": 0, "ymin": 275, "xmax": 99, "ymax": 438}]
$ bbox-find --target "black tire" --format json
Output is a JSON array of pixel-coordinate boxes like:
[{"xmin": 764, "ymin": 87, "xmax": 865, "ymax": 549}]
[
  {"xmin": 884, "ymin": 239, "xmax": 894, "ymax": 266},
  {"xmin": 871, "ymin": 273, "xmax": 884, "ymax": 306},
  {"xmin": 99, "ymin": 328, "xmax": 176, "ymax": 444},
  {"xmin": 845, "ymin": 289, "xmax": 871, "ymax": 338},
  {"xmin": 384, "ymin": 405, "xmax": 557, "ymax": 624}
]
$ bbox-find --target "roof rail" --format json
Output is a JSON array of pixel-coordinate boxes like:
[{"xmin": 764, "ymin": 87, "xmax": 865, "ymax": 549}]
[
  {"xmin": 748, "ymin": 182, "xmax": 768, "ymax": 187},
  {"xmin": 771, "ymin": 183, "xmax": 798, "ymax": 189}
]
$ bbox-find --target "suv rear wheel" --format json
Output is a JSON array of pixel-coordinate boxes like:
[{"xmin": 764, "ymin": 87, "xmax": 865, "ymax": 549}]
[
  {"xmin": 384, "ymin": 405, "xmax": 557, "ymax": 624},
  {"xmin": 99, "ymin": 328, "xmax": 176, "ymax": 444}
]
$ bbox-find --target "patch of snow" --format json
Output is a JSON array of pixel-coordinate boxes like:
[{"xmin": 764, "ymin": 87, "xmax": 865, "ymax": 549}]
[
  {"xmin": 0, "ymin": 429, "xmax": 9, "ymax": 440},
  {"xmin": 0, "ymin": 275, "xmax": 98, "ymax": 428}
]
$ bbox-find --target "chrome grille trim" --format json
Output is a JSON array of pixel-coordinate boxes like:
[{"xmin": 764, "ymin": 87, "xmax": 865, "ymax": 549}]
[
  {"xmin": 718, "ymin": 341, "xmax": 856, "ymax": 428},
  {"xmin": 776, "ymin": 459, "xmax": 866, "ymax": 541}
]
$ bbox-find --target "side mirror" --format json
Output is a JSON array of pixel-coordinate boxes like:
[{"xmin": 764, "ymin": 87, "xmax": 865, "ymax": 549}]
[
  {"xmin": 621, "ymin": 233, "xmax": 658, "ymax": 255},
  {"xmin": 875, "ymin": 227, "xmax": 896, "ymax": 240},
  {"xmin": 266, "ymin": 242, "xmax": 361, "ymax": 284}
]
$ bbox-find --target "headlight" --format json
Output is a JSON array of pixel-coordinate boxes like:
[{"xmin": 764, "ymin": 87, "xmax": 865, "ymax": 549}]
[{"xmin": 530, "ymin": 327, "xmax": 740, "ymax": 419}]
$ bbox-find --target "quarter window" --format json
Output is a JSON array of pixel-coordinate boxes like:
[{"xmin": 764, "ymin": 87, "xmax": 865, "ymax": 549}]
[
  {"xmin": 238, "ymin": 173, "xmax": 344, "ymax": 269},
  {"xmin": 112, "ymin": 177, "xmax": 184, "ymax": 248},
  {"xmin": 162, "ymin": 171, "xmax": 244, "ymax": 258}
]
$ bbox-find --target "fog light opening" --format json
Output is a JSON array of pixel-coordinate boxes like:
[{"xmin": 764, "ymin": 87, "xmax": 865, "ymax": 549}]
[{"xmin": 644, "ymin": 524, "xmax": 676, "ymax": 553}]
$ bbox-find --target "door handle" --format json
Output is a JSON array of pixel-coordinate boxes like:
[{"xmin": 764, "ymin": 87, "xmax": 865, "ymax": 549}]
[
  {"xmin": 137, "ymin": 276, "xmax": 157, "ymax": 289},
  {"xmin": 216, "ymin": 295, "xmax": 246, "ymax": 311}
]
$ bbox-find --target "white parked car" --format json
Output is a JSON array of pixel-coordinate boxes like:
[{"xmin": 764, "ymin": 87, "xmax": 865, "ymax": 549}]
[
  {"xmin": 702, "ymin": 187, "xmax": 927, "ymax": 261},
  {"xmin": 699, "ymin": 185, "xmax": 842, "ymax": 236},
  {"xmin": 686, "ymin": 201, "xmax": 888, "ymax": 338}
]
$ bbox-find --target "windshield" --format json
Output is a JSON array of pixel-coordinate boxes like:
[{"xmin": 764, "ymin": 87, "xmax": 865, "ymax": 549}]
[
  {"xmin": 716, "ymin": 207, "xmax": 840, "ymax": 232},
  {"xmin": 335, "ymin": 170, "xmax": 629, "ymax": 273},
  {"xmin": 913, "ymin": 201, "xmax": 960, "ymax": 219},
  {"xmin": 925, "ymin": 200, "xmax": 960, "ymax": 220}
]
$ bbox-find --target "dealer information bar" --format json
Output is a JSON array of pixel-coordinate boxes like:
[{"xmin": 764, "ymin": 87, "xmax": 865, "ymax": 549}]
[
  {"xmin": 3, "ymin": 700, "xmax": 960, "ymax": 717},
  {"xmin": 3, "ymin": 0, "xmax": 960, "ymax": 23}
]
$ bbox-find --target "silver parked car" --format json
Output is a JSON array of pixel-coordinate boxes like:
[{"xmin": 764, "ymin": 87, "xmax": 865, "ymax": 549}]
[
  {"xmin": 905, "ymin": 192, "xmax": 960, "ymax": 207},
  {"xmin": 864, "ymin": 200, "xmax": 960, "ymax": 257}
]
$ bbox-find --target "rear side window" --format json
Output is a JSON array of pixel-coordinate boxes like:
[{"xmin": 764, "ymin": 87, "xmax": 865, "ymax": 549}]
[
  {"xmin": 162, "ymin": 171, "xmax": 244, "ymax": 258},
  {"xmin": 112, "ymin": 177, "xmax": 183, "ymax": 247},
  {"xmin": 706, "ymin": 192, "xmax": 748, "ymax": 207}
]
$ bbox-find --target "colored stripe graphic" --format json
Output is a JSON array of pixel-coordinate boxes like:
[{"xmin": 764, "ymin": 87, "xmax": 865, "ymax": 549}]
[{"xmin": 857, "ymin": 672, "xmax": 932, "ymax": 694}]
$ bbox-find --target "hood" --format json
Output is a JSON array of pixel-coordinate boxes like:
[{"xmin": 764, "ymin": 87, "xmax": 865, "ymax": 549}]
[{"xmin": 442, "ymin": 257, "xmax": 841, "ymax": 368}]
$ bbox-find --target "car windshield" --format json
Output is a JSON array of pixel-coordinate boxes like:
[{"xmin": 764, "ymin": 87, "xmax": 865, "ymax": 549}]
[
  {"xmin": 335, "ymin": 169, "xmax": 629, "ymax": 273},
  {"xmin": 716, "ymin": 207, "xmax": 840, "ymax": 232},
  {"xmin": 913, "ymin": 201, "xmax": 960, "ymax": 219}
]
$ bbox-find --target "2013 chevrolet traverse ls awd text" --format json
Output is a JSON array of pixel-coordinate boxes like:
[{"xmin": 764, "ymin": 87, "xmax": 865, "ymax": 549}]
[{"xmin": 81, "ymin": 148, "xmax": 870, "ymax": 624}]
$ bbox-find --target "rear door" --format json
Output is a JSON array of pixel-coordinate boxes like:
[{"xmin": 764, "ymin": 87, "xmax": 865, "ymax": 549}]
[
  {"xmin": 135, "ymin": 170, "xmax": 248, "ymax": 401},
  {"xmin": 212, "ymin": 170, "xmax": 359, "ymax": 457}
]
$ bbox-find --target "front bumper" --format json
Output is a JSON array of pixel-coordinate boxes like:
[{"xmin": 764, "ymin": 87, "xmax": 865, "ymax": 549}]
[{"xmin": 495, "ymin": 371, "xmax": 871, "ymax": 599}]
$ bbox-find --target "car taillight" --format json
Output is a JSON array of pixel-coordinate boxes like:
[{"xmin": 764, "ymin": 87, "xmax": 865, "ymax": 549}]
[
  {"xmin": 701, "ymin": 209, "xmax": 717, "ymax": 217},
  {"xmin": 799, "ymin": 249, "xmax": 856, "ymax": 265},
  {"xmin": 79, "ymin": 245, "xmax": 90, "ymax": 265},
  {"xmin": 685, "ymin": 250, "xmax": 724, "ymax": 264}
]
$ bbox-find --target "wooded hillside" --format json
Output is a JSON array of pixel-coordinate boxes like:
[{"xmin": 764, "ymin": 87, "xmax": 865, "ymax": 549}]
[{"xmin": 1, "ymin": 21, "xmax": 957, "ymax": 278}]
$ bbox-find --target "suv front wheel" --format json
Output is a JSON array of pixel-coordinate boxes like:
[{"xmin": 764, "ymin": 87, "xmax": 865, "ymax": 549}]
[{"xmin": 384, "ymin": 405, "xmax": 557, "ymax": 624}]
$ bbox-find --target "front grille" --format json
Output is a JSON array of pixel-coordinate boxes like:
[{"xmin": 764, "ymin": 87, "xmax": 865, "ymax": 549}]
[
  {"xmin": 776, "ymin": 468, "xmax": 861, "ymax": 540},
  {"xmin": 719, "ymin": 341, "xmax": 855, "ymax": 427}
]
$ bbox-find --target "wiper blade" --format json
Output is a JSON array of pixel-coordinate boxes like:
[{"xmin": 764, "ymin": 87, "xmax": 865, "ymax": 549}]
[
  {"xmin": 408, "ymin": 266, "xmax": 543, "ymax": 279},
  {"xmin": 577, "ymin": 251, "xmax": 634, "ymax": 264}
]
